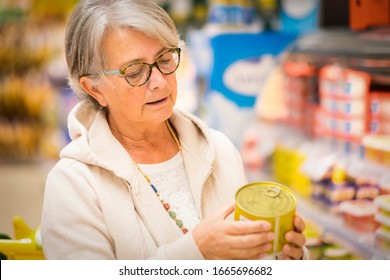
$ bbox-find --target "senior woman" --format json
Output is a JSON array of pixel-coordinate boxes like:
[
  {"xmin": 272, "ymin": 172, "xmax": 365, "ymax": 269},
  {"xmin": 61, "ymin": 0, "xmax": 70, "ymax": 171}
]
[{"xmin": 41, "ymin": 0, "xmax": 308, "ymax": 260}]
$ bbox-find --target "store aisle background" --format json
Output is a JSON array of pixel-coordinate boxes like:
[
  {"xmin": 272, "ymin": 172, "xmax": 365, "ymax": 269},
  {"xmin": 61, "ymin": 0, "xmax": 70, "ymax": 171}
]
[
  {"xmin": 1, "ymin": 0, "xmax": 390, "ymax": 259},
  {"xmin": 0, "ymin": 163, "xmax": 52, "ymax": 236}
]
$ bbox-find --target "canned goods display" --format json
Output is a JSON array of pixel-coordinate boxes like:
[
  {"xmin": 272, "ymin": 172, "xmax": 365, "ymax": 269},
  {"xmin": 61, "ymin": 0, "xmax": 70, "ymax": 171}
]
[{"xmin": 234, "ymin": 181, "xmax": 296, "ymax": 256}]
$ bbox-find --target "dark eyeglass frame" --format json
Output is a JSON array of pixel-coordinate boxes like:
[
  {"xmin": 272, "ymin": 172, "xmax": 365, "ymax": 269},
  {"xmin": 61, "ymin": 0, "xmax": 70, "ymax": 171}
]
[{"xmin": 104, "ymin": 48, "xmax": 181, "ymax": 87}]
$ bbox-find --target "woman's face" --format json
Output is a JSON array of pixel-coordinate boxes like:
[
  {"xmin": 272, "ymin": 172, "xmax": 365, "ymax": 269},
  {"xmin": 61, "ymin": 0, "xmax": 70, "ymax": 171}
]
[{"xmin": 95, "ymin": 28, "xmax": 178, "ymax": 128}]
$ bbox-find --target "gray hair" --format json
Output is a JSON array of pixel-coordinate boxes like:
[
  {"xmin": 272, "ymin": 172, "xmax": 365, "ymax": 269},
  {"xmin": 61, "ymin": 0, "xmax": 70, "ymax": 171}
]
[{"xmin": 65, "ymin": 0, "xmax": 181, "ymax": 104}]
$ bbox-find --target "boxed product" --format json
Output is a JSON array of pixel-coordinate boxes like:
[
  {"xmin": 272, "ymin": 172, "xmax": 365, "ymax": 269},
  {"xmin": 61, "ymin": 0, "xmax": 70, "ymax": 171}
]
[
  {"xmin": 338, "ymin": 199, "xmax": 379, "ymax": 232},
  {"xmin": 375, "ymin": 213, "xmax": 390, "ymax": 232},
  {"xmin": 324, "ymin": 183, "xmax": 356, "ymax": 206},
  {"xmin": 355, "ymin": 183, "xmax": 380, "ymax": 200},
  {"xmin": 363, "ymin": 135, "xmax": 390, "ymax": 167},
  {"xmin": 370, "ymin": 92, "xmax": 390, "ymax": 120},
  {"xmin": 374, "ymin": 195, "xmax": 390, "ymax": 220},
  {"xmin": 355, "ymin": 187, "xmax": 380, "ymax": 200},
  {"xmin": 374, "ymin": 195, "xmax": 390, "ymax": 241},
  {"xmin": 321, "ymin": 96, "xmax": 367, "ymax": 118},
  {"xmin": 378, "ymin": 178, "xmax": 390, "ymax": 195},
  {"xmin": 369, "ymin": 92, "xmax": 390, "ymax": 135},
  {"xmin": 369, "ymin": 118, "xmax": 390, "ymax": 135},
  {"xmin": 323, "ymin": 113, "xmax": 367, "ymax": 138},
  {"xmin": 350, "ymin": 0, "xmax": 390, "ymax": 31},
  {"xmin": 319, "ymin": 66, "xmax": 371, "ymax": 99},
  {"xmin": 318, "ymin": 66, "xmax": 370, "ymax": 146},
  {"xmin": 335, "ymin": 136, "xmax": 365, "ymax": 158},
  {"xmin": 374, "ymin": 227, "xmax": 390, "ymax": 253}
]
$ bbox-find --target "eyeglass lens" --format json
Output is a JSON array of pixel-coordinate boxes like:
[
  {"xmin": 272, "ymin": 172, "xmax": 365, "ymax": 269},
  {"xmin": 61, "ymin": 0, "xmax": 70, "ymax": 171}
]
[{"xmin": 124, "ymin": 49, "xmax": 180, "ymax": 86}]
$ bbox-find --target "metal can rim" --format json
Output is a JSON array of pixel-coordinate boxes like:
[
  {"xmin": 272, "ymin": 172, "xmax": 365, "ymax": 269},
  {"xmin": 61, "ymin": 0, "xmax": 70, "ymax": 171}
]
[{"xmin": 235, "ymin": 181, "xmax": 296, "ymax": 218}]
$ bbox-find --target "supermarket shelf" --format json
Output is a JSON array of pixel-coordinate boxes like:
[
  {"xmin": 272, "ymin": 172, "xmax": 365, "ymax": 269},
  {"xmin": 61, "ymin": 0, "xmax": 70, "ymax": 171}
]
[
  {"xmin": 296, "ymin": 196, "xmax": 389, "ymax": 260},
  {"xmin": 287, "ymin": 28, "xmax": 390, "ymax": 84},
  {"xmin": 244, "ymin": 133, "xmax": 390, "ymax": 259},
  {"xmin": 245, "ymin": 167, "xmax": 389, "ymax": 259}
]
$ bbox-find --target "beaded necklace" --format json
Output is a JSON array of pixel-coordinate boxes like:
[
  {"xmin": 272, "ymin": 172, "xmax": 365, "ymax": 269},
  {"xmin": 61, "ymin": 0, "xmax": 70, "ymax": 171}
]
[{"xmin": 134, "ymin": 120, "xmax": 189, "ymax": 234}]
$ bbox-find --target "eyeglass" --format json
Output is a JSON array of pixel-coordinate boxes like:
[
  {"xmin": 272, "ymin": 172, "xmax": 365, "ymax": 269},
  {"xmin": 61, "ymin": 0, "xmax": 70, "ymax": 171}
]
[{"xmin": 104, "ymin": 48, "xmax": 181, "ymax": 87}]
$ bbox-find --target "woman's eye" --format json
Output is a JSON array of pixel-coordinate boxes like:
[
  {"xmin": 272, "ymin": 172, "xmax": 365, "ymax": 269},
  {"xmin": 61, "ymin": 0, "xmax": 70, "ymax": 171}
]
[
  {"xmin": 128, "ymin": 71, "xmax": 141, "ymax": 77},
  {"xmin": 158, "ymin": 58, "xmax": 171, "ymax": 65},
  {"xmin": 125, "ymin": 65, "xmax": 145, "ymax": 78}
]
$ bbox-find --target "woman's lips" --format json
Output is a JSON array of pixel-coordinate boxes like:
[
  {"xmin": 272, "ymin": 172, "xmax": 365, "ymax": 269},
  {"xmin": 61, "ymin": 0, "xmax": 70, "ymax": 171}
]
[{"xmin": 146, "ymin": 97, "xmax": 168, "ymax": 105}]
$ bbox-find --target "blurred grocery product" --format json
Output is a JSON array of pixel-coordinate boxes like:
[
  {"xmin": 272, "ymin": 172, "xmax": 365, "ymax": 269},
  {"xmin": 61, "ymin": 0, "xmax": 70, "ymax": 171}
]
[
  {"xmin": 363, "ymin": 134, "xmax": 390, "ymax": 168},
  {"xmin": 374, "ymin": 195, "xmax": 390, "ymax": 231},
  {"xmin": 322, "ymin": 245, "xmax": 353, "ymax": 260},
  {"xmin": 373, "ymin": 195, "xmax": 390, "ymax": 257},
  {"xmin": 338, "ymin": 199, "xmax": 379, "ymax": 232},
  {"xmin": 349, "ymin": 0, "xmax": 390, "ymax": 31},
  {"xmin": 243, "ymin": 26, "xmax": 390, "ymax": 259},
  {"xmin": 0, "ymin": 1, "xmax": 76, "ymax": 162},
  {"xmin": 0, "ymin": 216, "xmax": 44, "ymax": 260},
  {"xmin": 0, "ymin": 0, "xmax": 389, "ymax": 261}
]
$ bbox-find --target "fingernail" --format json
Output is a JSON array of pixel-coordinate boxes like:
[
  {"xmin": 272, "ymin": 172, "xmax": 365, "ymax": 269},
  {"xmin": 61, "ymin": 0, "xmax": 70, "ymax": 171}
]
[{"xmin": 258, "ymin": 221, "xmax": 272, "ymax": 230}]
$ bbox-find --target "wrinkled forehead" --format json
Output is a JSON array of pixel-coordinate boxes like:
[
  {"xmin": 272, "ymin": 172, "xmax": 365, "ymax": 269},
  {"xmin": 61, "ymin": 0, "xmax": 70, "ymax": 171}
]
[{"xmin": 101, "ymin": 27, "xmax": 166, "ymax": 68}]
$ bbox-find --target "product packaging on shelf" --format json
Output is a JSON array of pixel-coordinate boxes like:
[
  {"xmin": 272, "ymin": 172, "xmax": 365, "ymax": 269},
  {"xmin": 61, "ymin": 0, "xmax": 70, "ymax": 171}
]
[
  {"xmin": 363, "ymin": 134, "xmax": 390, "ymax": 168},
  {"xmin": 303, "ymin": 220, "xmax": 325, "ymax": 260},
  {"xmin": 372, "ymin": 195, "xmax": 390, "ymax": 257},
  {"xmin": 374, "ymin": 228, "xmax": 390, "ymax": 254},
  {"xmin": 317, "ymin": 65, "xmax": 371, "ymax": 158},
  {"xmin": 338, "ymin": 199, "xmax": 379, "ymax": 232},
  {"xmin": 322, "ymin": 245, "xmax": 353, "ymax": 260},
  {"xmin": 280, "ymin": 61, "xmax": 319, "ymax": 138},
  {"xmin": 374, "ymin": 195, "xmax": 390, "ymax": 229}
]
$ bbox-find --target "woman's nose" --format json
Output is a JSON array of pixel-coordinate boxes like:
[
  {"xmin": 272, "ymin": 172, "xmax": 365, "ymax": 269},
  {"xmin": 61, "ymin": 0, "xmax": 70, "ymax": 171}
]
[{"xmin": 147, "ymin": 65, "xmax": 168, "ymax": 88}]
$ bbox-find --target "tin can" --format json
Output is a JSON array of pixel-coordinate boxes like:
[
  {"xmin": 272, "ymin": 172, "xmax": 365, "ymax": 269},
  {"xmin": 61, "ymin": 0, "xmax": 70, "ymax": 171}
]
[{"xmin": 234, "ymin": 181, "xmax": 296, "ymax": 256}]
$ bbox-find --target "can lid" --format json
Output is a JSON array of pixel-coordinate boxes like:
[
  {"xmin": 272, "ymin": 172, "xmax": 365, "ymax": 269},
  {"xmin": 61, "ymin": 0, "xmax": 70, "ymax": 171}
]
[{"xmin": 236, "ymin": 182, "xmax": 296, "ymax": 217}]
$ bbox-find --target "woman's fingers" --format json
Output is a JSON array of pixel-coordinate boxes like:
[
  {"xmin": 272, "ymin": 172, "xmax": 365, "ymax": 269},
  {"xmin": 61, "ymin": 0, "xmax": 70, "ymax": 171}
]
[
  {"xmin": 285, "ymin": 230, "xmax": 306, "ymax": 248},
  {"xmin": 226, "ymin": 242, "xmax": 274, "ymax": 260},
  {"xmin": 193, "ymin": 204, "xmax": 275, "ymax": 260},
  {"xmin": 293, "ymin": 215, "xmax": 305, "ymax": 234},
  {"xmin": 222, "ymin": 228, "xmax": 274, "ymax": 249},
  {"xmin": 278, "ymin": 215, "xmax": 307, "ymax": 260},
  {"xmin": 221, "ymin": 201, "xmax": 236, "ymax": 219}
]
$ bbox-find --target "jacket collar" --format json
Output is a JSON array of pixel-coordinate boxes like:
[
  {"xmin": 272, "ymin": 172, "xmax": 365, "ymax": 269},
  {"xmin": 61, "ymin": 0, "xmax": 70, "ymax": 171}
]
[
  {"xmin": 127, "ymin": 110, "xmax": 216, "ymax": 245},
  {"xmin": 64, "ymin": 102, "xmax": 215, "ymax": 245},
  {"xmin": 169, "ymin": 110, "xmax": 215, "ymax": 218}
]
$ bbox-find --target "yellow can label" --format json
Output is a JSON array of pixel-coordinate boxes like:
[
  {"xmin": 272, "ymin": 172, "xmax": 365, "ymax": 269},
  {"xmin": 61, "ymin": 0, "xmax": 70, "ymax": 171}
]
[{"xmin": 234, "ymin": 181, "xmax": 296, "ymax": 256}]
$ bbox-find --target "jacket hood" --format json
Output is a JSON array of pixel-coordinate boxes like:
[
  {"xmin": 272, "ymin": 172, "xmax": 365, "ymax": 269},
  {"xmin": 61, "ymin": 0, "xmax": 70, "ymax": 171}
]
[{"xmin": 60, "ymin": 100, "xmax": 216, "ymax": 183}]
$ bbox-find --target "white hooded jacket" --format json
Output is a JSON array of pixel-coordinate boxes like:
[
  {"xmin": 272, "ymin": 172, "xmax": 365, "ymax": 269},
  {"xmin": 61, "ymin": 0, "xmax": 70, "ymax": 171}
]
[{"xmin": 41, "ymin": 101, "xmax": 248, "ymax": 259}]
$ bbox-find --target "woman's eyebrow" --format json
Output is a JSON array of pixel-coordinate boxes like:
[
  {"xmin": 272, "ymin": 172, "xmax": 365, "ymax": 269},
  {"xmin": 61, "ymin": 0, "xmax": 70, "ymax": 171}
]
[{"xmin": 118, "ymin": 47, "xmax": 168, "ymax": 69}]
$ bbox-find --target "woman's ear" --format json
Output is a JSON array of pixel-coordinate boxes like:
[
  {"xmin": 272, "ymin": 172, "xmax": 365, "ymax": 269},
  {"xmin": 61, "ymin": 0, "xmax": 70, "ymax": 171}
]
[{"xmin": 80, "ymin": 76, "xmax": 108, "ymax": 107}]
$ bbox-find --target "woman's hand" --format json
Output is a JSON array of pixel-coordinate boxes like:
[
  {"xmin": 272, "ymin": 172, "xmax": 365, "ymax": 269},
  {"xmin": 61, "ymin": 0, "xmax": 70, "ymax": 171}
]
[
  {"xmin": 277, "ymin": 215, "xmax": 307, "ymax": 260},
  {"xmin": 192, "ymin": 203, "xmax": 274, "ymax": 260}
]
